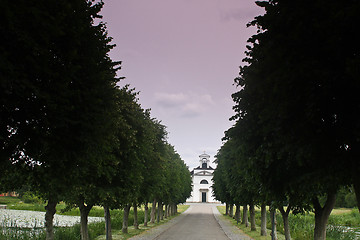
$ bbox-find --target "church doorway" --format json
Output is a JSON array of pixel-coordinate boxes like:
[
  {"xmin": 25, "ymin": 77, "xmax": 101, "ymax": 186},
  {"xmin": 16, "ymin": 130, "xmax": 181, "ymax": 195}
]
[{"xmin": 201, "ymin": 192, "xmax": 207, "ymax": 202}]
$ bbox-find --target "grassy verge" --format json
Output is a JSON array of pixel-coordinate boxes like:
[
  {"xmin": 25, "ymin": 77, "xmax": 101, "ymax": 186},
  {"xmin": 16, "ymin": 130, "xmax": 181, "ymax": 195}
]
[
  {"xmin": 217, "ymin": 206, "xmax": 286, "ymax": 240},
  {"xmin": 0, "ymin": 197, "xmax": 189, "ymax": 240},
  {"xmin": 217, "ymin": 206, "xmax": 360, "ymax": 240},
  {"xmin": 95, "ymin": 204, "xmax": 189, "ymax": 240}
]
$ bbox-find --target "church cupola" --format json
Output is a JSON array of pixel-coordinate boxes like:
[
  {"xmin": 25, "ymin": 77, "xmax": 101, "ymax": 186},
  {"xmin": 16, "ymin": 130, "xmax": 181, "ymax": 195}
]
[{"xmin": 199, "ymin": 152, "xmax": 210, "ymax": 169}]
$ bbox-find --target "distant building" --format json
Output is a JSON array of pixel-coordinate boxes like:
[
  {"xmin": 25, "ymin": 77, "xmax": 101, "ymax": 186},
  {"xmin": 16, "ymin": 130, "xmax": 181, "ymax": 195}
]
[
  {"xmin": 0, "ymin": 192, "xmax": 18, "ymax": 197},
  {"xmin": 186, "ymin": 153, "xmax": 217, "ymax": 203}
]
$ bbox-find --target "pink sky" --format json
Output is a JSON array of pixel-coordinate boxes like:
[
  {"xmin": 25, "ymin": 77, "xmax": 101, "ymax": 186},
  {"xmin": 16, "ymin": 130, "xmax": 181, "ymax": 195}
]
[{"xmin": 100, "ymin": 0, "xmax": 264, "ymax": 169}]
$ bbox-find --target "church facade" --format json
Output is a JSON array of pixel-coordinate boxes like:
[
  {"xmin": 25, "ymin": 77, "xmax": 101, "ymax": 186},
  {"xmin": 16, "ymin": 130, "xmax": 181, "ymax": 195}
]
[{"xmin": 186, "ymin": 153, "xmax": 217, "ymax": 203}]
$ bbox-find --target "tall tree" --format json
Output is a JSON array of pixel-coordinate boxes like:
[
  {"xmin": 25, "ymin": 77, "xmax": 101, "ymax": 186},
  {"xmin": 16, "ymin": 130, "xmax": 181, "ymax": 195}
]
[
  {"xmin": 230, "ymin": 0, "xmax": 360, "ymax": 239},
  {"xmin": 1, "ymin": 1, "xmax": 120, "ymax": 239}
]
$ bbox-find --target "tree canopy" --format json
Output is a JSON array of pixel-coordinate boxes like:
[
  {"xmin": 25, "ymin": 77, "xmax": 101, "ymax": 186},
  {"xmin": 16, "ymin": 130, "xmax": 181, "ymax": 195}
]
[
  {"xmin": 213, "ymin": 1, "xmax": 360, "ymax": 240},
  {"xmin": 1, "ymin": 1, "xmax": 191, "ymax": 239}
]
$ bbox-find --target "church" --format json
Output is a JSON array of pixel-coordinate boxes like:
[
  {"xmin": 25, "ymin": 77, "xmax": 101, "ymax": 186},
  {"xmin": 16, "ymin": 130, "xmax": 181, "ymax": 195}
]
[{"xmin": 186, "ymin": 152, "xmax": 217, "ymax": 203}]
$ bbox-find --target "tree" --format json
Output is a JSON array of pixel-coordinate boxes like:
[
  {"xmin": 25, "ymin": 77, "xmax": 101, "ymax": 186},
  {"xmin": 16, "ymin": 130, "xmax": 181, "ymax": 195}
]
[
  {"xmin": 230, "ymin": 0, "xmax": 360, "ymax": 239},
  {"xmin": 1, "ymin": 1, "xmax": 121, "ymax": 239}
]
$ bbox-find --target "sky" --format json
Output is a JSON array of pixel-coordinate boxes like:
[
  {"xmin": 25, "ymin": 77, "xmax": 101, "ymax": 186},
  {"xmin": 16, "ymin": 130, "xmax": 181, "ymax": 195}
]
[{"xmin": 100, "ymin": 0, "xmax": 264, "ymax": 170}]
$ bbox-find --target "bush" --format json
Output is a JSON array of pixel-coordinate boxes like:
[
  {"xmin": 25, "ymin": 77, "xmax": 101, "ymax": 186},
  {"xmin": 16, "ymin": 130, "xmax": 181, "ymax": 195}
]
[
  {"xmin": 344, "ymin": 194, "xmax": 357, "ymax": 209},
  {"xmin": 329, "ymin": 209, "xmax": 360, "ymax": 227},
  {"xmin": 335, "ymin": 187, "xmax": 357, "ymax": 208},
  {"xmin": 21, "ymin": 192, "xmax": 43, "ymax": 204}
]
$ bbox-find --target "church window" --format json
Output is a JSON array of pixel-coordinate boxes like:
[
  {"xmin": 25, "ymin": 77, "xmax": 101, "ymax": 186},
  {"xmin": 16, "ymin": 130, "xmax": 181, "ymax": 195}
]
[
  {"xmin": 200, "ymin": 179, "xmax": 208, "ymax": 184},
  {"xmin": 202, "ymin": 162, "xmax": 207, "ymax": 168}
]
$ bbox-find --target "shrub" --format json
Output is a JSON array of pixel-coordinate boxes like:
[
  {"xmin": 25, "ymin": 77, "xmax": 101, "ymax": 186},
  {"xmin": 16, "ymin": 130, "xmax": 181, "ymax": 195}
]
[{"xmin": 21, "ymin": 192, "xmax": 43, "ymax": 204}]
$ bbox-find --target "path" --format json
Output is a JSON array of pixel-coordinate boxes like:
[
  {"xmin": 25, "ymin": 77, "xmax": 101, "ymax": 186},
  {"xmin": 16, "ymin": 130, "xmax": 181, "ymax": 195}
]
[{"xmin": 130, "ymin": 203, "xmax": 251, "ymax": 240}]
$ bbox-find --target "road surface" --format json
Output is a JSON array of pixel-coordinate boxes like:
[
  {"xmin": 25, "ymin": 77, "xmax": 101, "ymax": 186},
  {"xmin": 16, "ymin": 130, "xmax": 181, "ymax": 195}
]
[
  {"xmin": 130, "ymin": 203, "xmax": 250, "ymax": 240},
  {"xmin": 155, "ymin": 204, "xmax": 228, "ymax": 240}
]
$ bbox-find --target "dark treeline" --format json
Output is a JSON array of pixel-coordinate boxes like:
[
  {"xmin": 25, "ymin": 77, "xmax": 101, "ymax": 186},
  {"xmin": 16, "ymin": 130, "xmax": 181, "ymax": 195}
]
[
  {"xmin": 213, "ymin": 1, "xmax": 360, "ymax": 240},
  {"xmin": 0, "ymin": 1, "xmax": 192, "ymax": 240}
]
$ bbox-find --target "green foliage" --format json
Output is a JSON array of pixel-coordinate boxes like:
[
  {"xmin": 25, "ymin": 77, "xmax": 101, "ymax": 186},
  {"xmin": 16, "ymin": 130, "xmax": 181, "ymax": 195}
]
[
  {"xmin": 54, "ymin": 225, "xmax": 81, "ymax": 240},
  {"xmin": 336, "ymin": 187, "xmax": 357, "ymax": 208},
  {"xmin": 216, "ymin": 0, "xmax": 360, "ymax": 239},
  {"xmin": 0, "ymin": 229, "xmax": 45, "ymax": 240},
  {"xmin": 1, "ymin": 0, "xmax": 191, "ymax": 238},
  {"xmin": 8, "ymin": 203, "xmax": 45, "ymax": 212},
  {"xmin": 327, "ymin": 226, "xmax": 358, "ymax": 240},
  {"xmin": 219, "ymin": 206, "xmax": 359, "ymax": 240},
  {"xmin": 328, "ymin": 209, "xmax": 360, "ymax": 227},
  {"xmin": 21, "ymin": 192, "xmax": 43, "ymax": 204}
]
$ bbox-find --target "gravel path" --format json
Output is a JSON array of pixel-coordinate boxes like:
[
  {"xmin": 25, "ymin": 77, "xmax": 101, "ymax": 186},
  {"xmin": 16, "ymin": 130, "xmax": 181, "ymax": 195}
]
[
  {"xmin": 129, "ymin": 203, "xmax": 250, "ymax": 240},
  {"xmin": 212, "ymin": 205, "xmax": 251, "ymax": 240},
  {"xmin": 0, "ymin": 209, "xmax": 103, "ymax": 228}
]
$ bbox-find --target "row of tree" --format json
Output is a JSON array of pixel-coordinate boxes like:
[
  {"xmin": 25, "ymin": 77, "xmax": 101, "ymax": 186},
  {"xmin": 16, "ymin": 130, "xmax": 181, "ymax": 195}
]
[
  {"xmin": 213, "ymin": 1, "xmax": 360, "ymax": 240},
  {"xmin": 0, "ymin": 1, "xmax": 192, "ymax": 240}
]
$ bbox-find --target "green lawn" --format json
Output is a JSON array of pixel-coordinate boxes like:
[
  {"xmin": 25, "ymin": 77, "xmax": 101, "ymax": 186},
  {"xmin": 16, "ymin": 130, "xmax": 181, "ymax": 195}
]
[
  {"xmin": 217, "ymin": 206, "xmax": 286, "ymax": 240},
  {"xmin": 217, "ymin": 206, "xmax": 359, "ymax": 240},
  {"xmin": 0, "ymin": 196, "xmax": 21, "ymax": 205}
]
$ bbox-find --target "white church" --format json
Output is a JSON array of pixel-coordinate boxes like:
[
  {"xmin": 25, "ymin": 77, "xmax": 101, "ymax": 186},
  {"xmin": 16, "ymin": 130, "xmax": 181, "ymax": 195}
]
[{"xmin": 186, "ymin": 152, "xmax": 218, "ymax": 203}]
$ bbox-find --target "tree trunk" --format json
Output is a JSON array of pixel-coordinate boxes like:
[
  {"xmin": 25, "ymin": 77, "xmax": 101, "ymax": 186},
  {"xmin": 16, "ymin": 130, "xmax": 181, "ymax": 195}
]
[
  {"xmin": 144, "ymin": 202, "xmax": 149, "ymax": 227},
  {"xmin": 150, "ymin": 198, "xmax": 156, "ymax": 223},
  {"xmin": 242, "ymin": 205, "xmax": 249, "ymax": 227},
  {"xmin": 225, "ymin": 203, "xmax": 229, "ymax": 215},
  {"xmin": 79, "ymin": 201, "xmax": 93, "ymax": 240},
  {"xmin": 164, "ymin": 204, "xmax": 168, "ymax": 218},
  {"xmin": 313, "ymin": 192, "xmax": 336, "ymax": 240},
  {"xmin": 133, "ymin": 203, "xmax": 139, "ymax": 229},
  {"xmin": 168, "ymin": 204, "xmax": 172, "ymax": 216},
  {"xmin": 104, "ymin": 206, "xmax": 112, "ymax": 240},
  {"xmin": 235, "ymin": 204, "xmax": 241, "ymax": 224},
  {"xmin": 229, "ymin": 204, "xmax": 234, "ymax": 217},
  {"xmin": 157, "ymin": 201, "xmax": 161, "ymax": 223},
  {"xmin": 249, "ymin": 203, "xmax": 256, "ymax": 231},
  {"xmin": 175, "ymin": 204, "xmax": 177, "ymax": 214},
  {"xmin": 160, "ymin": 202, "xmax": 164, "ymax": 220},
  {"xmin": 261, "ymin": 204, "xmax": 267, "ymax": 236},
  {"xmin": 282, "ymin": 213, "xmax": 290, "ymax": 240},
  {"xmin": 279, "ymin": 206, "xmax": 291, "ymax": 240},
  {"xmin": 122, "ymin": 205, "xmax": 131, "ymax": 233},
  {"xmin": 171, "ymin": 203, "xmax": 176, "ymax": 215},
  {"xmin": 45, "ymin": 198, "xmax": 57, "ymax": 240},
  {"xmin": 353, "ymin": 179, "xmax": 360, "ymax": 213},
  {"xmin": 270, "ymin": 207, "xmax": 278, "ymax": 240}
]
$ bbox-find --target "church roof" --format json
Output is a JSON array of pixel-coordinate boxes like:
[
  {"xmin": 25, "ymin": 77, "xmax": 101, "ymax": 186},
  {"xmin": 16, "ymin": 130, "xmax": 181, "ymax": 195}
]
[
  {"xmin": 194, "ymin": 165, "xmax": 214, "ymax": 170},
  {"xmin": 199, "ymin": 153, "xmax": 210, "ymax": 157}
]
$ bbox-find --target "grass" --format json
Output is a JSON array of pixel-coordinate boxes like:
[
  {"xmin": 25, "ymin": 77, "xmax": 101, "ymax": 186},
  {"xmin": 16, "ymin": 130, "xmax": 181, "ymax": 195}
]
[
  {"xmin": 332, "ymin": 208, "xmax": 353, "ymax": 215},
  {"xmin": 0, "ymin": 197, "xmax": 190, "ymax": 240},
  {"xmin": 217, "ymin": 206, "xmax": 360, "ymax": 240},
  {"xmin": 0, "ymin": 196, "xmax": 21, "ymax": 205},
  {"xmin": 217, "ymin": 206, "xmax": 286, "ymax": 240},
  {"xmin": 95, "ymin": 204, "xmax": 190, "ymax": 240}
]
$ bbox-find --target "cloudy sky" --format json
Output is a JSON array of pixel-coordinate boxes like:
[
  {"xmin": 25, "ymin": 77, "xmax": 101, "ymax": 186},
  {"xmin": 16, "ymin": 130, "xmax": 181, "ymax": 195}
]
[{"xmin": 100, "ymin": 0, "xmax": 264, "ymax": 169}]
